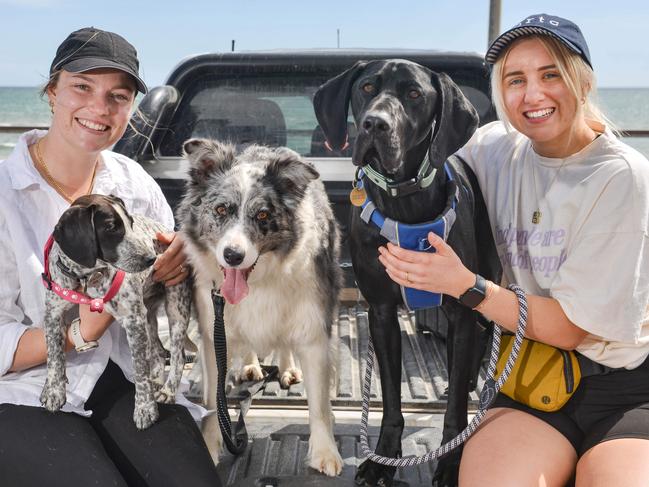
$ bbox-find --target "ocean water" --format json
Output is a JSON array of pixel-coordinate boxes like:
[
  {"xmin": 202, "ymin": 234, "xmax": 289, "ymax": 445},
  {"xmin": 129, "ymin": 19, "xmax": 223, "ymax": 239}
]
[{"xmin": 1, "ymin": 86, "xmax": 648, "ymax": 160}]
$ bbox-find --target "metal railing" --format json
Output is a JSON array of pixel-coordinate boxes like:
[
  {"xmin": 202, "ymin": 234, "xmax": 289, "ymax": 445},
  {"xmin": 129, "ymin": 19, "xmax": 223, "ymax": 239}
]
[
  {"xmin": 0, "ymin": 125, "xmax": 50, "ymax": 134},
  {"xmin": 1, "ymin": 125, "xmax": 648, "ymax": 137}
]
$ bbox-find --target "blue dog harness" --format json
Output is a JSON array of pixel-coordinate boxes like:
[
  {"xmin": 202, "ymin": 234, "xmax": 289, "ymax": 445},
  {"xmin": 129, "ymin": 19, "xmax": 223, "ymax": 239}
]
[{"xmin": 358, "ymin": 163, "xmax": 459, "ymax": 310}]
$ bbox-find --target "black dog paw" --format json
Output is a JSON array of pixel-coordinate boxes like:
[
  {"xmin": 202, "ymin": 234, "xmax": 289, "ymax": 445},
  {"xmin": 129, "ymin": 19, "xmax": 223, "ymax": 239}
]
[
  {"xmin": 431, "ymin": 458, "xmax": 460, "ymax": 487},
  {"xmin": 355, "ymin": 459, "xmax": 396, "ymax": 487}
]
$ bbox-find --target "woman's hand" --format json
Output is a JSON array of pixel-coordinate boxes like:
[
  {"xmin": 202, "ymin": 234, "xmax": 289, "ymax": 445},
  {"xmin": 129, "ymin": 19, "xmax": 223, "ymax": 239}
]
[
  {"xmin": 378, "ymin": 232, "xmax": 475, "ymax": 299},
  {"xmin": 152, "ymin": 232, "xmax": 190, "ymax": 286}
]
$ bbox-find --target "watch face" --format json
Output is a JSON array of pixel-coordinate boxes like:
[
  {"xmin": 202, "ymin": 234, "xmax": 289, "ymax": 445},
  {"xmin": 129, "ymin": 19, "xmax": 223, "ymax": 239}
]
[
  {"xmin": 460, "ymin": 289, "xmax": 485, "ymax": 308},
  {"xmin": 460, "ymin": 275, "xmax": 487, "ymax": 309}
]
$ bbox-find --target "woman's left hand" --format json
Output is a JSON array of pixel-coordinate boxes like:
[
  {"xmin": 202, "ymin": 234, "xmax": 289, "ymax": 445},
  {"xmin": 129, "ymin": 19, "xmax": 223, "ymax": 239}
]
[
  {"xmin": 153, "ymin": 232, "xmax": 190, "ymax": 286},
  {"xmin": 378, "ymin": 232, "xmax": 475, "ymax": 299}
]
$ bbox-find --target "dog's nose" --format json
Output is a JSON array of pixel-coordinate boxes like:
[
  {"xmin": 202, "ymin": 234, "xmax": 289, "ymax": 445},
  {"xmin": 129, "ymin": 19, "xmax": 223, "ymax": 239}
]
[
  {"xmin": 145, "ymin": 256, "xmax": 156, "ymax": 268},
  {"xmin": 361, "ymin": 114, "xmax": 391, "ymax": 134},
  {"xmin": 224, "ymin": 247, "xmax": 245, "ymax": 266}
]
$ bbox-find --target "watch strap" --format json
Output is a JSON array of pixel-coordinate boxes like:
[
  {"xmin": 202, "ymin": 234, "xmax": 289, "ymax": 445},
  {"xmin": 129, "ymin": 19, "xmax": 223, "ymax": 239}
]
[{"xmin": 69, "ymin": 317, "xmax": 98, "ymax": 353}]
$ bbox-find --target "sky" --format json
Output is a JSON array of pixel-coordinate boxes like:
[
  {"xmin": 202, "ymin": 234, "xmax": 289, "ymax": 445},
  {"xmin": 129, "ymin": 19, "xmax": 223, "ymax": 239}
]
[{"xmin": 0, "ymin": 0, "xmax": 647, "ymax": 88}]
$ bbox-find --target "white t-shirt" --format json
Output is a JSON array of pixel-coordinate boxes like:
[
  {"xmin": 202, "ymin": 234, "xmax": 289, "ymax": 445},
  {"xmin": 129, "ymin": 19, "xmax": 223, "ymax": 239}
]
[
  {"xmin": 458, "ymin": 121, "xmax": 649, "ymax": 369},
  {"xmin": 0, "ymin": 130, "xmax": 202, "ymax": 418}
]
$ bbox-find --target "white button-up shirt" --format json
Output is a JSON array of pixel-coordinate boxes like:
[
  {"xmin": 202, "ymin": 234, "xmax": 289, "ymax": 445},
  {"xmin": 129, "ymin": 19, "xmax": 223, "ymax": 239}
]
[{"xmin": 0, "ymin": 130, "xmax": 201, "ymax": 418}]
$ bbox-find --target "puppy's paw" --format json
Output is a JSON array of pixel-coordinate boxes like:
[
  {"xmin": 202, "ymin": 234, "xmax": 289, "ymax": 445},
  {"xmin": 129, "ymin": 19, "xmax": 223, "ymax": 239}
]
[
  {"xmin": 154, "ymin": 385, "xmax": 177, "ymax": 404},
  {"xmin": 309, "ymin": 446, "xmax": 343, "ymax": 477},
  {"xmin": 237, "ymin": 363, "xmax": 264, "ymax": 383},
  {"xmin": 279, "ymin": 367, "xmax": 303, "ymax": 389},
  {"xmin": 40, "ymin": 380, "xmax": 67, "ymax": 412},
  {"xmin": 201, "ymin": 415, "xmax": 224, "ymax": 464},
  {"xmin": 133, "ymin": 400, "xmax": 159, "ymax": 429}
]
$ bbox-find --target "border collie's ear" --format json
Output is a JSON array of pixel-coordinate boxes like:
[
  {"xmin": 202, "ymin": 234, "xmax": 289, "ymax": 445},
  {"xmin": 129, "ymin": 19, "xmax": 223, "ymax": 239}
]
[
  {"xmin": 53, "ymin": 205, "xmax": 98, "ymax": 268},
  {"xmin": 313, "ymin": 61, "xmax": 368, "ymax": 151},
  {"xmin": 428, "ymin": 72, "xmax": 479, "ymax": 168},
  {"xmin": 183, "ymin": 138, "xmax": 236, "ymax": 185},
  {"xmin": 267, "ymin": 148, "xmax": 319, "ymax": 201}
]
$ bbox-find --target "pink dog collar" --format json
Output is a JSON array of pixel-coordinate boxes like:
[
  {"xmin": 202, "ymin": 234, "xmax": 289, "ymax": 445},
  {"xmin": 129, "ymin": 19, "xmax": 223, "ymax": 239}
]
[{"xmin": 41, "ymin": 234, "xmax": 125, "ymax": 313}]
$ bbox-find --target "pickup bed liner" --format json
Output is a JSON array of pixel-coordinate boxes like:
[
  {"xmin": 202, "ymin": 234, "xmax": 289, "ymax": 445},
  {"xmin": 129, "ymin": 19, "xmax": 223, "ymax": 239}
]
[
  {"xmin": 186, "ymin": 304, "xmax": 487, "ymax": 409},
  {"xmin": 181, "ymin": 304, "xmax": 488, "ymax": 486}
]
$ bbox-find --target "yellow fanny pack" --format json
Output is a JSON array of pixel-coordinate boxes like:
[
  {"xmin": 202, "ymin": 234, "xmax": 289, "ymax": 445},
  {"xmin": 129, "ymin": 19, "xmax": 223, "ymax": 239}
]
[{"xmin": 496, "ymin": 335, "xmax": 581, "ymax": 412}]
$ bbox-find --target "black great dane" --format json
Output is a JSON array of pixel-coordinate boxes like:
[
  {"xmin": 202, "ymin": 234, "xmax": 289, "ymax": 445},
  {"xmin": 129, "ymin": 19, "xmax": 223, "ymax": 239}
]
[{"xmin": 314, "ymin": 60, "xmax": 501, "ymax": 486}]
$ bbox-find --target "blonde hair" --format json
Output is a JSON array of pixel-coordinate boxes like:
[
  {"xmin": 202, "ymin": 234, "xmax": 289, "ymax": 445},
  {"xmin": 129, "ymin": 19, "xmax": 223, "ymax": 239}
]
[{"xmin": 490, "ymin": 35, "xmax": 618, "ymax": 135}]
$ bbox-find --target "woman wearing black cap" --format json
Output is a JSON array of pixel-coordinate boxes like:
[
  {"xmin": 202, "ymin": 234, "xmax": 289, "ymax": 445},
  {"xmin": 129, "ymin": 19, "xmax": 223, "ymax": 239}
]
[
  {"xmin": 0, "ymin": 28, "xmax": 222, "ymax": 486},
  {"xmin": 379, "ymin": 14, "xmax": 649, "ymax": 486}
]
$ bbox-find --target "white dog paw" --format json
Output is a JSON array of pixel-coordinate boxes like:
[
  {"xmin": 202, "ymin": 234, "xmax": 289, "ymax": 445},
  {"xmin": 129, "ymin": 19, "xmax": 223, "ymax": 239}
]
[
  {"xmin": 153, "ymin": 386, "xmax": 176, "ymax": 404},
  {"xmin": 239, "ymin": 364, "xmax": 264, "ymax": 383},
  {"xmin": 279, "ymin": 367, "xmax": 303, "ymax": 388},
  {"xmin": 309, "ymin": 447, "xmax": 344, "ymax": 477},
  {"xmin": 133, "ymin": 400, "xmax": 159, "ymax": 429},
  {"xmin": 40, "ymin": 381, "xmax": 67, "ymax": 412}
]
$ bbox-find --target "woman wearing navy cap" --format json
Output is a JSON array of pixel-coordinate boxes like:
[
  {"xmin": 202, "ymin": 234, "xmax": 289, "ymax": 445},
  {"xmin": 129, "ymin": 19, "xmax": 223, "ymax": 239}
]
[
  {"xmin": 379, "ymin": 14, "xmax": 649, "ymax": 486},
  {"xmin": 0, "ymin": 28, "xmax": 222, "ymax": 486}
]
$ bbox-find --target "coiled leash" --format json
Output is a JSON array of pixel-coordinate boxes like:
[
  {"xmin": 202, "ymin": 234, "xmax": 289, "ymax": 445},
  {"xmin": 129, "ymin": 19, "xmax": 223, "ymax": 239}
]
[{"xmin": 359, "ymin": 284, "xmax": 528, "ymax": 467}]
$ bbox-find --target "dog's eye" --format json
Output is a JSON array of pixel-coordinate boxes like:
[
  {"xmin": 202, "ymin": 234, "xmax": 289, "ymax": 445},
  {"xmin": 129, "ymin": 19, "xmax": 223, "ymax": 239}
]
[
  {"xmin": 256, "ymin": 210, "xmax": 269, "ymax": 221},
  {"xmin": 215, "ymin": 205, "xmax": 228, "ymax": 216},
  {"xmin": 104, "ymin": 222, "xmax": 117, "ymax": 233},
  {"xmin": 408, "ymin": 90, "xmax": 421, "ymax": 99},
  {"xmin": 362, "ymin": 83, "xmax": 375, "ymax": 94}
]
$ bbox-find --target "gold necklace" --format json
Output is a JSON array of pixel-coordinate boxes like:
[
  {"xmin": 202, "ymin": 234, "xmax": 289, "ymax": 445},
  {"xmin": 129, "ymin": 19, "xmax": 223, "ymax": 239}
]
[
  {"xmin": 531, "ymin": 157, "xmax": 569, "ymax": 225},
  {"xmin": 34, "ymin": 139, "xmax": 98, "ymax": 204}
]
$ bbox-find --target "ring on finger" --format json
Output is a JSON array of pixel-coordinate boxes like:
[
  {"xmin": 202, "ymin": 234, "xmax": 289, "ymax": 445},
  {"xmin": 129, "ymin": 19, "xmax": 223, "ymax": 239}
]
[
  {"xmin": 405, "ymin": 272, "xmax": 410, "ymax": 282},
  {"xmin": 179, "ymin": 264, "xmax": 186, "ymax": 273}
]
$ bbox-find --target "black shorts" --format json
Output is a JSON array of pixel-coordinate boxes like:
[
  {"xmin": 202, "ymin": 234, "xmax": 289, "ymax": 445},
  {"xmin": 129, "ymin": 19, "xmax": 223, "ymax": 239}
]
[{"xmin": 492, "ymin": 354, "xmax": 649, "ymax": 456}]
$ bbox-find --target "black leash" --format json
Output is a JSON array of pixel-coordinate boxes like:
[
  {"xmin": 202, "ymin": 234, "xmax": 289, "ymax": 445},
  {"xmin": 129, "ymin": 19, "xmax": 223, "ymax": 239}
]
[{"xmin": 211, "ymin": 289, "xmax": 279, "ymax": 455}]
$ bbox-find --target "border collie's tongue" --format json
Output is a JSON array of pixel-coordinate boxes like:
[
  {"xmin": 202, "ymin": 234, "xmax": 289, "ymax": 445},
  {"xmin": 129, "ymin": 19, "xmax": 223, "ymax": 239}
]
[{"xmin": 221, "ymin": 268, "xmax": 249, "ymax": 304}]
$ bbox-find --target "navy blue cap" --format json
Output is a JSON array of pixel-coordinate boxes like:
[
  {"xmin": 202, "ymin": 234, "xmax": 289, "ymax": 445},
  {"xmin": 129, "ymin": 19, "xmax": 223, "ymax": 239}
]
[
  {"xmin": 50, "ymin": 27, "xmax": 147, "ymax": 94},
  {"xmin": 486, "ymin": 14, "xmax": 592, "ymax": 69}
]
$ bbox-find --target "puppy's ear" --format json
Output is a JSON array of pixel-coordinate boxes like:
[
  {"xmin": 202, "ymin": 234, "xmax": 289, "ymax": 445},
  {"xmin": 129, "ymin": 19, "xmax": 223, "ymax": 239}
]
[
  {"xmin": 428, "ymin": 72, "xmax": 479, "ymax": 168},
  {"xmin": 267, "ymin": 148, "xmax": 319, "ymax": 201},
  {"xmin": 107, "ymin": 194, "xmax": 127, "ymax": 210},
  {"xmin": 183, "ymin": 138, "xmax": 235, "ymax": 184},
  {"xmin": 313, "ymin": 61, "xmax": 368, "ymax": 151},
  {"xmin": 53, "ymin": 205, "xmax": 98, "ymax": 268}
]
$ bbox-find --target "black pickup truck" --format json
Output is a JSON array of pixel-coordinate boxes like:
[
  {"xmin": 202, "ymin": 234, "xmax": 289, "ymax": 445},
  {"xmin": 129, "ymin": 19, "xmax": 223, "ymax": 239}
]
[{"xmin": 114, "ymin": 49, "xmax": 496, "ymax": 487}]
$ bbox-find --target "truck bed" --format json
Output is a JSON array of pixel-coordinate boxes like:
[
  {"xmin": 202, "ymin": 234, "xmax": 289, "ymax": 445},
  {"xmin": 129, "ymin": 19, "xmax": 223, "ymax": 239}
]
[{"xmin": 177, "ymin": 302, "xmax": 487, "ymax": 486}]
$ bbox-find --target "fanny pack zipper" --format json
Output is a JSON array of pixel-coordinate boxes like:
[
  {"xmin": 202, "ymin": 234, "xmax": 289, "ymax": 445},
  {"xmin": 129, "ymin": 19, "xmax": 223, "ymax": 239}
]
[{"xmin": 561, "ymin": 350, "xmax": 575, "ymax": 393}]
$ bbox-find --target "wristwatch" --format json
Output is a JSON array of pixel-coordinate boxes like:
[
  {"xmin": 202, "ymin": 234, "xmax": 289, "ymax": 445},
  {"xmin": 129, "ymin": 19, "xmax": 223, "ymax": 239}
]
[
  {"xmin": 68, "ymin": 318, "xmax": 99, "ymax": 353},
  {"xmin": 459, "ymin": 274, "xmax": 487, "ymax": 309}
]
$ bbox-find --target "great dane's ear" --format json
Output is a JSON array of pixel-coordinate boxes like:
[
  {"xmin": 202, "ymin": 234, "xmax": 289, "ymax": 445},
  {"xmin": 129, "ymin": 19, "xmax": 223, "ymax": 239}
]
[
  {"xmin": 183, "ymin": 138, "xmax": 236, "ymax": 185},
  {"xmin": 313, "ymin": 61, "xmax": 368, "ymax": 151},
  {"xmin": 53, "ymin": 205, "xmax": 98, "ymax": 268},
  {"xmin": 267, "ymin": 148, "xmax": 319, "ymax": 203},
  {"xmin": 428, "ymin": 72, "xmax": 479, "ymax": 167}
]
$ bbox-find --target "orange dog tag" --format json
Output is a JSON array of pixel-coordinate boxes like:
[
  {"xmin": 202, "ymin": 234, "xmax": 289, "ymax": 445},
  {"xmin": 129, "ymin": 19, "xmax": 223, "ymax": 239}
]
[{"xmin": 350, "ymin": 187, "xmax": 367, "ymax": 207}]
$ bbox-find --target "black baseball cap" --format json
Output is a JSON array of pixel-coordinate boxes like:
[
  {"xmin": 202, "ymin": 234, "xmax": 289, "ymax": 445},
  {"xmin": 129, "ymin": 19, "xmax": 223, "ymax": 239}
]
[
  {"xmin": 486, "ymin": 14, "xmax": 592, "ymax": 69},
  {"xmin": 50, "ymin": 27, "xmax": 147, "ymax": 94}
]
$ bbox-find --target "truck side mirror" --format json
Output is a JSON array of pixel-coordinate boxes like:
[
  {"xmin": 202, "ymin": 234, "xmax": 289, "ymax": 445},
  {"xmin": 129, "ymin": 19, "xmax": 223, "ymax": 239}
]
[{"xmin": 114, "ymin": 85, "xmax": 180, "ymax": 161}]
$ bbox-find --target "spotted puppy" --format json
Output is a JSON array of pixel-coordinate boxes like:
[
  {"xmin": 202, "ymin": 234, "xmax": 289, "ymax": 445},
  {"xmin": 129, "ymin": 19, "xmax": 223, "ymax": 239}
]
[{"xmin": 40, "ymin": 194, "xmax": 191, "ymax": 429}]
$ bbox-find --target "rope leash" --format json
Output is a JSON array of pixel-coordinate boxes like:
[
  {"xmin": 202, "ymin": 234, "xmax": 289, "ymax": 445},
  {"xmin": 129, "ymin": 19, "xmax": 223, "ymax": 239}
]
[
  {"xmin": 212, "ymin": 290, "xmax": 248, "ymax": 455},
  {"xmin": 211, "ymin": 290, "xmax": 280, "ymax": 455},
  {"xmin": 358, "ymin": 284, "xmax": 528, "ymax": 467}
]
